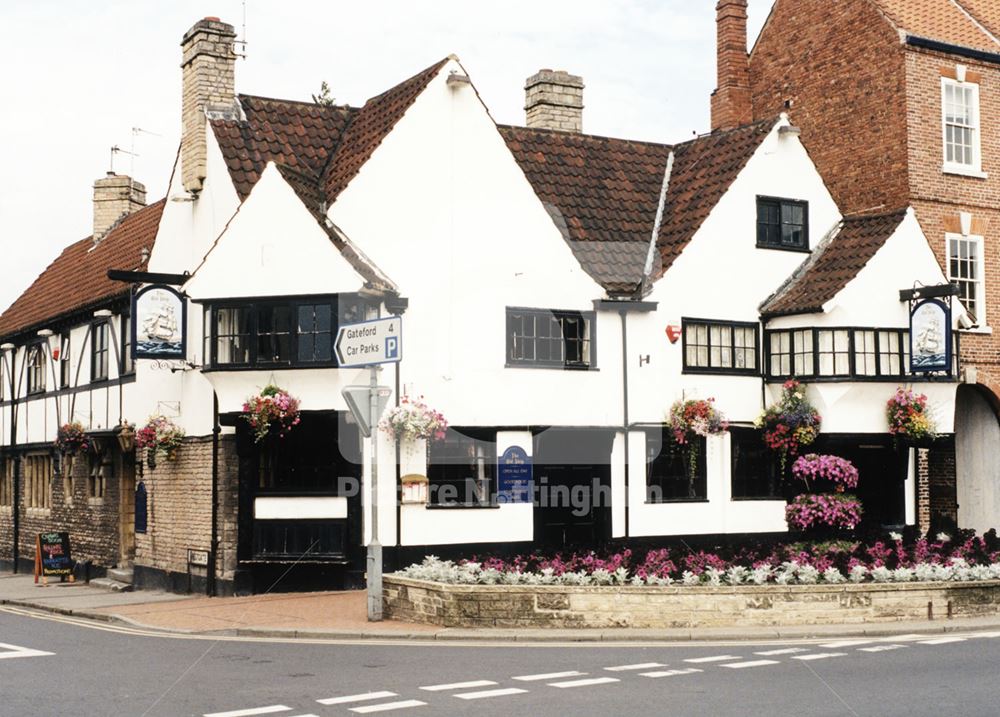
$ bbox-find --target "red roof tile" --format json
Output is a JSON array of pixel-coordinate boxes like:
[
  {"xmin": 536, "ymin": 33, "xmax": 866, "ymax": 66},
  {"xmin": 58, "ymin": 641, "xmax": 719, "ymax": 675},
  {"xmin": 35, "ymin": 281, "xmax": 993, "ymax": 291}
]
[
  {"xmin": 955, "ymin": 0, "xmax": 1000, "ymax": 42},
  {"xmin": 500, "ymin": 125, "xmax": 672, "ymax": 294},
  {"xmin": 656, "ymin": 119, "xmax": 774, "ymax": 275},
  {"xmin": 321, "ymin": 59, "xmax": 447, "ymax": 203},
  {"xmin": 872, "ymin": 0, "xmax": 1000, "ymax": 52},
  {"xmin": 212, "ymin": 96, "xmax": 356, "ymax": 201},
  {"xmin": 761, "ymin": 209, "xmax": 908, "ymax": 316},
  {"xmin": 501, "ymin": 119, "xmax": 774, "ymax": 294},
  {"xmin": 0, "ymin": 200, "xmax": 164, "ymax": 339}
]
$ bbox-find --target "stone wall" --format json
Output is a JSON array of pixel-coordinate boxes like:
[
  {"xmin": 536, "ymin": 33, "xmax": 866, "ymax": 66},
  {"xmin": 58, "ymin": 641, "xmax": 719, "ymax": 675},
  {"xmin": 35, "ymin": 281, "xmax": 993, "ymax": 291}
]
[
  {"xmin": 384, "ymin": 576, "xmax": 1000, "ymax": 629},
  {"xmin": 133, "ymin": 434, "xmax": 238, "ymax": 591}
]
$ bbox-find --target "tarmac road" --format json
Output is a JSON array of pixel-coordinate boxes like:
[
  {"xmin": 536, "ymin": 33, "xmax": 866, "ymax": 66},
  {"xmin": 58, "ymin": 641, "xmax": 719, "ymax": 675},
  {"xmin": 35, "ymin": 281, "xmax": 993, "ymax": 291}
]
[{"xmin": 2, "ymin": 605, "xmax": 1000, "ymax": 717}]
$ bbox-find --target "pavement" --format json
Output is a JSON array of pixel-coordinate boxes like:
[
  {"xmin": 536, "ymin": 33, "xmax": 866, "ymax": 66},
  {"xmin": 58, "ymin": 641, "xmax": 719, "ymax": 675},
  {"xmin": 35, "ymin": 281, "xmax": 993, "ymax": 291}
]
[{"xmin": 3, "ymin": 569, "xmax": 1000, "ymax": 643}]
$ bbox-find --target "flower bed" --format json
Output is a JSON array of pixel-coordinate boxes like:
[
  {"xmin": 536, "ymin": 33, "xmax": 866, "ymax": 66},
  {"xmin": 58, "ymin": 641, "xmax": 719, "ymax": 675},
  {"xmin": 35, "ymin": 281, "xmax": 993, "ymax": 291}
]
[{"xmin": 395, "ymin": 531, "xmax": 1000, "ymax": 587}]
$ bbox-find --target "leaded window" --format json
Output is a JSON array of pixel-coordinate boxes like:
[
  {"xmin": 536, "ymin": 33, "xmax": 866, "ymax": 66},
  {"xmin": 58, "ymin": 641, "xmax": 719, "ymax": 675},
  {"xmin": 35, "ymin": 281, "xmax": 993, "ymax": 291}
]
[
  {"xmin": 757, "ymin": 196, "xmax": 809, "ymax": 251},
  {"xmin": 507, "ymin": 308, "xmax": 594, "ymax": 369},
  {"xmin": 682, "ymin": 319, "xmax": 757, "ymax": 374},
  {"xmin": 91, "ymin": 321, "xmax": 109, "ymax": 382}
]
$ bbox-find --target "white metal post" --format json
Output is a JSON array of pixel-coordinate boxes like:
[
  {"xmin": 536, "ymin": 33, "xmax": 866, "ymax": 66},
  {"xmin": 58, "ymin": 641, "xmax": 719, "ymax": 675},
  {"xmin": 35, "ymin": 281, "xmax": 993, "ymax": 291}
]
[{"xmin": 367, "ymin": 364, "xmax": 383, "ymax": 621}]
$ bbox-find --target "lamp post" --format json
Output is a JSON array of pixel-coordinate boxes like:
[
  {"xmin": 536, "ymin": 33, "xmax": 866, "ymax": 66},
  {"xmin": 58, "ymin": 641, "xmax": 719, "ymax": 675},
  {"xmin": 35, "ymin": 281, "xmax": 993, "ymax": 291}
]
[{"xmin": 1, "ymin": 342, "xmax": 21, "ymax": 572}]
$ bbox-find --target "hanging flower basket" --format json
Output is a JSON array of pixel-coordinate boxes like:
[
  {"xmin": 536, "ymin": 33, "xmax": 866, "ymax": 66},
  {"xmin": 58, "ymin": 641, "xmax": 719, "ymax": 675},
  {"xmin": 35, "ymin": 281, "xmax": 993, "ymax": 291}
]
[
  {"xmin": 785, "ymin": 492, "xmax": 863, "ymax": 532},
  {"xmin": 665, "ymin": 397, "xmax": 728, "ymax": 493},
  {"xmin": 136, "ymin": 415, "xmax": 185, "ymax": 468},
  {"xmin": 791, "ymin": 454, "xmax": 859, "ymax": 493},
  {"xmin": 55, "ymin": 422, "xmax": 91, "ymax": 457},
  {"xmin": 379, "ymin": 396, "xmax": 448, "ymax": 442},
  {"xmin": 756, "ymin": 379, "xmax": 821, "ymax": 473},
  {"xmin": 241, "ymin": 385, "xmax": 302, "ymax": 444},
  {"xmin": 886, "ymin": 387, "xmax": 937, "ymax": 445}
]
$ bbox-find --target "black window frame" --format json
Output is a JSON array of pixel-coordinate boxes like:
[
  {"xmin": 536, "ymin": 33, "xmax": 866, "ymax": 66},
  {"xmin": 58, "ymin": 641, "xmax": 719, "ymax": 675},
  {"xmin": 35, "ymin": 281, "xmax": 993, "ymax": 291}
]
[
  {"xmin": 427, "ymin": 428, "xmax": 498, "ymax": 507},
  {"xmin": 120, "ymin": 314, "xmax": 134, "ymax": 375},
  {"xmin": 730, "ymin": 426, "xmax": 783, "ymax": 500},
  {"xmin": 756, "ymin": 195, "xmax": 810, "ymax": 252},
  {"xmin": 59, "ymin": 332, "xmax": 71, "ymax": 388},
  {"xmin": 506, "ymin": 307, "xmax": 596, "ymax": 370},
  {"xmin": 204, "ymin": 294, "xmax": 358, "ymax": 370},
  {"xmin": 681, "ymin": 318, "xmax": 759, "ymax": 375},
  {"xmin": 26, "ymin": 342, "xmax": 46, "ymax": 395},
  {"xmin": 764, "ymin": 327, "xmax": 942, "ymax": 381},
  {"xmin": 91, "ymin": 320, "xmax": 110, "ymax": 383},
  {"xmin": 644, "ymin": 427, "xmax": 708, "ymax": 503}
]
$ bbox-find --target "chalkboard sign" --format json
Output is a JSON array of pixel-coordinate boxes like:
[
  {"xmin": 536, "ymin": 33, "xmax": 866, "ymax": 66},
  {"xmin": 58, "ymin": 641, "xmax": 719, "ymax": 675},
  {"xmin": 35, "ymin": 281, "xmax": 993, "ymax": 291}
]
[
  {"xmin": 34, "ymin": 532, "xmax": 75, "ymax": 585},
  {"xmin": 497, "ymin": 446, "xmax": 533, "ymax": 503}
]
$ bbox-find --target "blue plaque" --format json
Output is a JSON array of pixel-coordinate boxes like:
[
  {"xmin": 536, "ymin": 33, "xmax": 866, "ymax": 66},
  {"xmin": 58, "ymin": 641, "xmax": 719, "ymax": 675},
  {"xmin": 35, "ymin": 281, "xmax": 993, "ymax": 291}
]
[{"xmin": 497, "ymin": 446, "xmax": 533, "ymax": 503}]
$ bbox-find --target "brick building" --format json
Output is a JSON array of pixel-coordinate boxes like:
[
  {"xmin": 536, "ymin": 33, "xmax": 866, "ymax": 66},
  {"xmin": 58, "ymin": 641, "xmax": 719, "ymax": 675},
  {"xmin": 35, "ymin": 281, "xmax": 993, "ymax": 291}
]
[{"xmin": 707, "ymin": 0, "xmax": 1000, "ymax": 529}]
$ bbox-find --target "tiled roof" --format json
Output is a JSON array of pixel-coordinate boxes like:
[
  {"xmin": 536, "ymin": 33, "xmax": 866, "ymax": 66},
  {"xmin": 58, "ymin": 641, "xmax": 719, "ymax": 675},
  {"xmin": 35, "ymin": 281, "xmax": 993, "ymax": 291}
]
[
  {"xmin": 0, "ymin": 200, "xmax": 164, "ymax": 340},
  {"xmin": 656, "ymin": 119, "xmax": 774, "ymax": 275},
  {"xmin": 212, "ymin": 96, "xmax": 356, "ymax": 201},
  {"xmin": 273, "ymin": 164, "xmax": 394, "ymax": 292},
  {"xmin": 501, "ymin": 118, "xmax": 773, "ymax": 294},
  {"xmin": 321, "ymin": 59, "xmax": 447, "ymax": 202},
  {"xmin": 956, "ymin": 0, "xmax": 1000, "ymax": 41},
  {"xmin": 499, "ymin": 125, "xmax": 672, "ymax": 294},
  {"xmin": 872, "ymin": 0, "xmax": 1000, "ymax": 52},
  {"xmin": 760, "ymin": 209, "xmax": 908, "ymax": 317}
]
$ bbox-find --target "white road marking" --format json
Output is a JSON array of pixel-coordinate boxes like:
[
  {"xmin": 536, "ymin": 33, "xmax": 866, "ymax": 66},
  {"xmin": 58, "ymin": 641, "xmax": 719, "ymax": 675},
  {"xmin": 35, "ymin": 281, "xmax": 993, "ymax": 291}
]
[
  {"xmin": 420, "ymin": 680, "xmax": 497, "ymax": 692},
  {"xmin": 604, "ymin": 662, "xmax": 667, "ymax": 671},
  {"xmin": 454, "ymin": 688, "xmax": 528, "ymax": 700},
  {"xmin": 970, "ymin": 632, "xmax": 1000, "ymax": 638},
  {"xmin": 204, "ymin": 707, "xmax": 291, "ymax": 717},
  {"xmin": 755, "ymin": 648, "xmax": 807, "ymax": 656},
  {"xmin": 349, "ymin": 700, "xmax": 426, "ymax": 714},
  {"xmin": 513, "ymin": 670, "xmax": 585, "ymax": 681},
  {"xmin": 819, "ymin": 640, "xmax": 873, "ymax": 648},
  {"xmin": 684, "ymin": 655, "xmax": 741, "ymax": 663},
  {"xmin": 641, "ymin": 668, "xmax": 704, "ymax": 678},
  {"xmin": 317, "ymin": 692, "xmax": 398, "ymax": 706},
  {"xmin": 792, "ymin": 653, "xmax": 848, "ymax": 661},
  {"xmin": 918, "ymin": 637, "xmax": 967, "ymax": 645},
  {"xmin": 859, "ymin": 644, "xmax": 907, "ymax": 653},
  {"xmin": 720, "ymin": 660, "xmax": 780, "ymax": 669},
  {"xmin": 548, "ymin": 677, "xmax": 621, "ymax": 689},
  {"xmin": 0, "ymin": 642, "xmax": 55, "ymax": 660},
  {"xmin": 889, "ymin": 634, "xmax": 931, "ymax": 641}
]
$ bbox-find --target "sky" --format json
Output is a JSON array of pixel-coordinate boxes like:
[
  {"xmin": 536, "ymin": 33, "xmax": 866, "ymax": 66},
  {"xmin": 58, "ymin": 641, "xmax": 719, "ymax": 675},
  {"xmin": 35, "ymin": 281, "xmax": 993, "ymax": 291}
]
[{"xmin": 0, "ymin": 0, "xmax": 773, "ymax": 315}]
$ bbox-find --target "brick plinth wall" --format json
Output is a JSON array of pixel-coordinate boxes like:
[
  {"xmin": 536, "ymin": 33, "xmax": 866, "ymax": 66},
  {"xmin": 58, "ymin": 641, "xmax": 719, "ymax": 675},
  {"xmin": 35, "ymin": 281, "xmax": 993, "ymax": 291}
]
[
  {"xmin": 0, "ymin": 447, "xmax": 132, "ymax": 572},
  {"xmin": 385, "ymin": 576, "xmax": 1000, "ymax": 629},
  {"xmin": 133, "ymin": 435, "xmax": 238, "ymax": 589},
  {"xmin": 929, "ymin": 440, "xmax": 958, "ymax": 528},
  {"xmin": 917, "ymin": 448, "xmax": 931, "ymax": 534}
]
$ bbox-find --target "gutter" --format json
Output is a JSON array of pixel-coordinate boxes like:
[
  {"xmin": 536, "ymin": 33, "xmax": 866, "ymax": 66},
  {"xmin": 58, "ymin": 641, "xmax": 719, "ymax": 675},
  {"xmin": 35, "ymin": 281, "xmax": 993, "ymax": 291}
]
[{"xmin": 905, "ymin": 34, "xmax": 1000, "ymax": 65}]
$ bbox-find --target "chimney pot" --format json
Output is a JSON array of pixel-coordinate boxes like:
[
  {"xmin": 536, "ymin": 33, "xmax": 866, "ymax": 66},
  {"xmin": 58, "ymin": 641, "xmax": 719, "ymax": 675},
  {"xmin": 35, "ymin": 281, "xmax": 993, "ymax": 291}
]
[
  {"xmin": 524, "ymin": 69, "xmax": 584, "ymax": 133},
  {"xmin": 710, "ymin": 0, "xmax": 752, "ymax": 131},
  {"xmin": 93, "ymin": 174, "xmax": 146, "ymax": 243},
  {"xmin": 180, "ymin": 17, "xmax": 238, "ymax": 194}
]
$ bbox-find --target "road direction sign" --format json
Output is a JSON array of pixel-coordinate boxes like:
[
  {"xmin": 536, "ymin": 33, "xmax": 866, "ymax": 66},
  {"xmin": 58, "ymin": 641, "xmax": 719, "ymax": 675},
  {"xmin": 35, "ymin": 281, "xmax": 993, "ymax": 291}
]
[{"xmin": 335, "ymin": 317, "xmax": 402, "ymax": 367}]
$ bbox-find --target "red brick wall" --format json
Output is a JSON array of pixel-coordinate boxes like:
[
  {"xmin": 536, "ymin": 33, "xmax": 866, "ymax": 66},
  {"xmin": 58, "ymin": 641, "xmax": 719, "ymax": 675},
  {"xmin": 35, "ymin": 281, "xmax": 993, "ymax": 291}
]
[{"xmin": 749, "ymin": 0, "xmax": 910, "ymax": 214}]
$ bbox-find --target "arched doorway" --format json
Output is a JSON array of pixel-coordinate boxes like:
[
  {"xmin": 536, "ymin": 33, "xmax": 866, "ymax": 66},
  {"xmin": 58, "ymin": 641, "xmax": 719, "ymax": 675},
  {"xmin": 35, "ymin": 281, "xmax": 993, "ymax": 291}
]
[{"xmin": 955, "ymin": 384, "xmax": 1000, "ymax": 532}]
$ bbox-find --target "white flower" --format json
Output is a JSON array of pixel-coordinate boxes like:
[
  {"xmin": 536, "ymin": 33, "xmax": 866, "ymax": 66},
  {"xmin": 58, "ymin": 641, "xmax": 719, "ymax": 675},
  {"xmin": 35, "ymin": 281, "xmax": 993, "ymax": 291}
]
[
  {"xmin": 937, "ymin": 532, "xmax": 952, "ymax": 543},
  {"xmin": 849, "ymin": 565, "xmax": 868, "ymax": 583},
  {"xmin": 681, "ymin": 570, "xmax": 700, "ymax": 586},
  {"xmin": 870, "ymin": 566, "xmax": 892, "ymax": 583},
  {"xmin": 889, "ymin": 531, "xmax": 902, "ymax": 542},
  {"xmin": 822, "ymin": 567, "xmax": 846, "ymax": 584}
]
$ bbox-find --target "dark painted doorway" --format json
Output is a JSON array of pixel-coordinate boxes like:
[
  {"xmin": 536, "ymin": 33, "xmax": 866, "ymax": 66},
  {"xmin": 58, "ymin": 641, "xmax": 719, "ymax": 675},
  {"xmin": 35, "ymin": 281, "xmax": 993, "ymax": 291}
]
[
  {"xmin": 533, "ymin": 428, "xmax": 614, "ymax": 548},
  {"xmin": 816, "ymin": 436, "xmax": 907, "ymax": 528}
]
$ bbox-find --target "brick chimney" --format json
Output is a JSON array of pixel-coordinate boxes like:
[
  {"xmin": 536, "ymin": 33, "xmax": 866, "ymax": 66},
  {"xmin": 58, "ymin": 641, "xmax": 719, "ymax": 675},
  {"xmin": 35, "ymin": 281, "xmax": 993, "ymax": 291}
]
[
  {"xmin": 93, "ymin": 173, "xmax": 146, "ymax": 242},
  {"xmin": 710, "ymin": 0, "xmax": 752, "ymax": 131},
  {"xmin": 180, "ymin": 17, "xmax": 238, "ymax": 194},
  {"xmin": 525, "ymin": 70, "xmax": 584, "ymax": 132}
]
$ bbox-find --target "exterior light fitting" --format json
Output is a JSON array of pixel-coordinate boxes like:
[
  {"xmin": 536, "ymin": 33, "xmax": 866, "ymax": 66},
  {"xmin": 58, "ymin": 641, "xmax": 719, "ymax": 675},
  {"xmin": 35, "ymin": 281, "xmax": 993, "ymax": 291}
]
[
  {"xmin": 94, "ymin": 309, "xmax": 113, "ymax": 318},
  {"xmin": 36, "ymin": 329, "xmax": 54, "ymax": 337}
]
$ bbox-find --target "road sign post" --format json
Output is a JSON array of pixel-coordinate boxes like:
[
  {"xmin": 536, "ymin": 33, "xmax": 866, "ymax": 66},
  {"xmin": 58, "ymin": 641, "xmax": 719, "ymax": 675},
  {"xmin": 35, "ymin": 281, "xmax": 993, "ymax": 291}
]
[{"xmin": 337, "ymin": 317, "xmax": 403, "ymax": 622}]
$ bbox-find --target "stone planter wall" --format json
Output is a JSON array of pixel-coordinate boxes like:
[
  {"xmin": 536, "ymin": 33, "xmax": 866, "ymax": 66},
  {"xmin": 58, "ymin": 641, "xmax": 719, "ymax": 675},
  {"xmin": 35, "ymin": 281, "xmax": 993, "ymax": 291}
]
[{"xmin": 384, "ymin": 575, "xmax": 1000, "ymax": 628}]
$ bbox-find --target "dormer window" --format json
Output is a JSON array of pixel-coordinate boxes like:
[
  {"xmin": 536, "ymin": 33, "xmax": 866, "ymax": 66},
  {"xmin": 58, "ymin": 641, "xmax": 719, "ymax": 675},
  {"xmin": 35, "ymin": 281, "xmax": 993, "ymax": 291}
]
[{"xmin": 757, "ymin": 196, "xmax": 808, "ymax": 251}]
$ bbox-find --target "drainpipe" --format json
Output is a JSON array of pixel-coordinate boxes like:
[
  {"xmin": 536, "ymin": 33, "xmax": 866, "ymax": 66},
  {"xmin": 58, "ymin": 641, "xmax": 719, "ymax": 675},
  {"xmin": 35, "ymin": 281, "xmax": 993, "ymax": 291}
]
[
  {"xmin": 619, "ymin": 307, "xmax": 630, "ymax": 539},
  {"xmin": 2, "ymin": 345, "xmax": 22, "ymax": 572},
  {"xmin": 208, "ymin": 391, "xmax": 220, "ymax": 596}
]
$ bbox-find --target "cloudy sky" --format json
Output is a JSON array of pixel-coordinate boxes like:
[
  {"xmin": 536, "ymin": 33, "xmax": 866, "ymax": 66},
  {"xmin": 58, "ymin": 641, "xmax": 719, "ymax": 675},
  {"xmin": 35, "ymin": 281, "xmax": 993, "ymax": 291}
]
[{"xmin": 0, "ymin": 0, "xmax": 772, "ymax": 314}]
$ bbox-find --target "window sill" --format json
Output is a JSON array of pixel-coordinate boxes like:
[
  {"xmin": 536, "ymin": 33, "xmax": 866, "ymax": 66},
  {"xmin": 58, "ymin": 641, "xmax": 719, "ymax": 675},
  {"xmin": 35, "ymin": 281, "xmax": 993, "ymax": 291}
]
[
  {"xmin": 731, "ymin": 496, "xmax": 785, "ymax": 502},
  {"xmin": 682, "ymin": 368, "xmax": 759, "ymax": 376},
  {"xmin": 958, "ymin": 325, "xmax": 992, "ymax": 335},
  {"xmin": 26, "ymin": 507, "xmax": 51, "ymax": 517},
  {"xmin": 755, "ymin": 243, "xmax": 810, "ymax": 253},
  {"xmin": 645, "ymin": 498, "xmax": 709, "ymax": 505},
  {"xmin": 505, "ymin": 363, "xmax": 597, "ymax": 371},
  {"xmin": 942, "ymin": 164, "xmax": 988, "ymax": 179},
  {"xmin": 425, "ymin": 503, "xmax": 501, "ymax": 510},
  {"xmin": 203, "ymin": 364, "xmax": 340, "ymax": 372}
]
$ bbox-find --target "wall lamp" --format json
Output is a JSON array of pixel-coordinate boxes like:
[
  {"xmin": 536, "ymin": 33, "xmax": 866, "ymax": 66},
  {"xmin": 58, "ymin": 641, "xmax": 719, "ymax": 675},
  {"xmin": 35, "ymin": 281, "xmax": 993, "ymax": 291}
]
[{"xmin": 94, "ymin": 309, "xmax": 113, "ymax": 318}]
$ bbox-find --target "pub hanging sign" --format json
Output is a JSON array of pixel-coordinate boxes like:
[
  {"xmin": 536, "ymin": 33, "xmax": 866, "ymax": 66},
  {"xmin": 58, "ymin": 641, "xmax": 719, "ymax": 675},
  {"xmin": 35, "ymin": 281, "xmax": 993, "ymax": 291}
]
[
  {"xmin": 132, "ymin": 284, "xmax": 187, "ymax": 360},
  {"xmin": 909, "ymin": 298, "xmax": 951, "ymax": 373}
]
